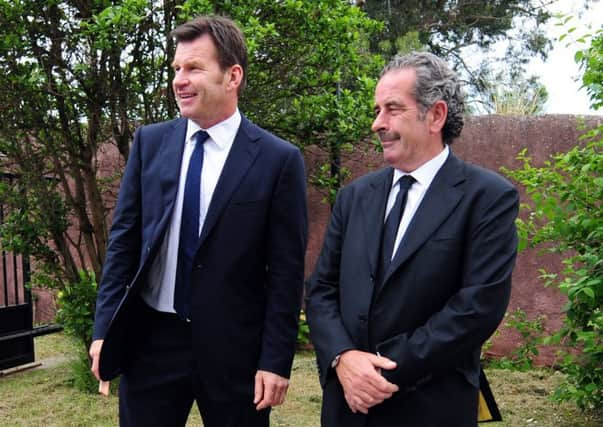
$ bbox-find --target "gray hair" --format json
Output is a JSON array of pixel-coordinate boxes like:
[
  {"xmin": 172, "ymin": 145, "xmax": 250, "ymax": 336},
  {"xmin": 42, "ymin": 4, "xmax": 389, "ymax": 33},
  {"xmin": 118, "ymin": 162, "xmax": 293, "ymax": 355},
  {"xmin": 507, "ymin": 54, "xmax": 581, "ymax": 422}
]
[{"xmin": 381, "ymin": 52, "xmax": 465, "ymax": 144}]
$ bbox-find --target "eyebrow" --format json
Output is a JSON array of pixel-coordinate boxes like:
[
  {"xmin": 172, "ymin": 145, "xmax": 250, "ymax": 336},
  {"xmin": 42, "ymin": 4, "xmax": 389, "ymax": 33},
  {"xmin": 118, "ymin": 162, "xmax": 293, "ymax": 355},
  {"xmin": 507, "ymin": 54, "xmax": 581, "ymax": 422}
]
[
  {"xmin": 375, "ymin": 100, "xmax": 406, "ymax": 111},
  {"xmin": 171, "ymin": 58, "xmax": 204, "ymax": 69},
  {"xmin": 386, "ymin": 99, "xmax": 406, "ymax": 108}
]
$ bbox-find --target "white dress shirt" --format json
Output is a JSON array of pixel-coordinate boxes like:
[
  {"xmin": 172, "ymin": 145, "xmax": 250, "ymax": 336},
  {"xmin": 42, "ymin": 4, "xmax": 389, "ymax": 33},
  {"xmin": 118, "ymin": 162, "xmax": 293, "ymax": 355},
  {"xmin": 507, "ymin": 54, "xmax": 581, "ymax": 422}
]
[
  {"xmin": 141, "ymin": 110, "xmax": 241, "ymax": 312},
  {"xmin": 385, "ymin": 145, "xmax": 449, "ymax": 259}
]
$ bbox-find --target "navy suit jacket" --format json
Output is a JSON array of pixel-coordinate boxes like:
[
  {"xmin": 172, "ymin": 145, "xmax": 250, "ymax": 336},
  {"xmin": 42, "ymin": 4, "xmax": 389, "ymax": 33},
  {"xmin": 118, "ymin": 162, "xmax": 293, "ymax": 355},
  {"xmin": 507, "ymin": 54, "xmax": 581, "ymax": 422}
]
[
  {"xmin": 306, "ymin": 151, "xmax": 518, "ymax": 426},
  {"xmin": 93, "ymin": 115, "xmax": 307, "ymax": 399}
]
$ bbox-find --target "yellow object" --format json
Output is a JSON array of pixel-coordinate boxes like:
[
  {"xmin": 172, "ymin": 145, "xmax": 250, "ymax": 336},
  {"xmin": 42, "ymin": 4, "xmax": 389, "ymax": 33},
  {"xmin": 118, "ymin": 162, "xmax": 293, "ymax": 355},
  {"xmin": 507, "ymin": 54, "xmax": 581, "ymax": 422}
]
[
  {"xmin": 478, "ymin": 368, "xmax": 502, "ymax": 423},
  {"xmin": 478, "ymin": 391, "xmax": 493, "ymax": 421}
]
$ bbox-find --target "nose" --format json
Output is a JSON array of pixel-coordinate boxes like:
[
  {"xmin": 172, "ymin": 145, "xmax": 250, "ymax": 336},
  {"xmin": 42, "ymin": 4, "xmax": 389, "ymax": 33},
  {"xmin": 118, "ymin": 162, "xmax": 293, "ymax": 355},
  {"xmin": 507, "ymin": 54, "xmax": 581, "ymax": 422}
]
[
  {"xmin": 172, "ymin": 70, "xmax": 188, "ymax": 89},
  {"xmin": 371, "ymin": 111, "xmax": 385, "ymax": 133}
]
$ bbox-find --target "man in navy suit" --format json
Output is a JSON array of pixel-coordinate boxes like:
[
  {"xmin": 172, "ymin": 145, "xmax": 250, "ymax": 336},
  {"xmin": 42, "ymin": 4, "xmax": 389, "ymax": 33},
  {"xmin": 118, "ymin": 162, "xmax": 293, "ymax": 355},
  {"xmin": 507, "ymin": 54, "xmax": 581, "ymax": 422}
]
[
  {"xmin": 89, "ymin": 15, "xmax": 307, "ymax": 427},
  {"xmin": 306, "ymin": 52, "xmax": 518, "ymax": 426}
]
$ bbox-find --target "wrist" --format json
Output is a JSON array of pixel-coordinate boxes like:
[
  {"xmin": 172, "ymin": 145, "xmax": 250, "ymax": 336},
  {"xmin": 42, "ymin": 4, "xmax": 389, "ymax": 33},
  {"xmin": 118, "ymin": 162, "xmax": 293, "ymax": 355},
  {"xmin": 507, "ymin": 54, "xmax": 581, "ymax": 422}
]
[{"xmin": 331, "ymin": 353, "xmax": 342, "ymax": 369}]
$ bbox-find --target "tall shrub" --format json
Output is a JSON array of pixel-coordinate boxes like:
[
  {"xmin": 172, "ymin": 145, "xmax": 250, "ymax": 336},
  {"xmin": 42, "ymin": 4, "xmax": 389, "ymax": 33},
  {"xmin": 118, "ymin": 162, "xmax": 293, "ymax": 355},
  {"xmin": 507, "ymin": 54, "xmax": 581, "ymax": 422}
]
[
  {"xmin": 505, "ymin": 28, "xmax": 603, "ymax": 410},
  {"xmin": 56, "ymin": 270, "xmax": 98, "ymax": 392}
]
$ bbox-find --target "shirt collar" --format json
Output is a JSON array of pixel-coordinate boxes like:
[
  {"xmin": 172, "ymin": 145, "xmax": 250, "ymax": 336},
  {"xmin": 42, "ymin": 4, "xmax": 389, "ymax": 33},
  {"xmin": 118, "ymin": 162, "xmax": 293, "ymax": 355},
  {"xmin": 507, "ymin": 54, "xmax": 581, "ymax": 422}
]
[
  {"xmin": 392, "ymin": 144, "xmax": 449, "ymax": 189},
  {"xmin": 184, "ymin": 108, "xmax": 242, "ymax": 150}
]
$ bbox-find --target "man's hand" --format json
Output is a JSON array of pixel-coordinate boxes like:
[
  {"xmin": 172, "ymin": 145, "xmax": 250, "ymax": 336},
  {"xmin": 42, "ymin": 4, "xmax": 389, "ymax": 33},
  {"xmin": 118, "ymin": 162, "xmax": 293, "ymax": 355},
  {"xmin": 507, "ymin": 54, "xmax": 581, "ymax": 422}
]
[
  {"xmin": 253, "ymin": 370, "xmax": 289, "ymax": 410},
  {"xmin": 335, "ymin": 350, "xmax": 398, "ymax": 414},
  {"xmin": 89, "ymin": 339, "xmax": 104, "ymax": 381}
]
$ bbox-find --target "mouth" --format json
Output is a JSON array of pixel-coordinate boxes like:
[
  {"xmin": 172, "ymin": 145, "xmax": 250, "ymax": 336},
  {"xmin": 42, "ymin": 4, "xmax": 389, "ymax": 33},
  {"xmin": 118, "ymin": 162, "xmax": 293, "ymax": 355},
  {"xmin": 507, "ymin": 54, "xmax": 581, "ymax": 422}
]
[
  {"xmin": 177, "ymin": 92, "xmax": 197, "ymax": 101},
  {"xmin": 378, "ymin": 131, "xmax": 400, "ymax": 146}
]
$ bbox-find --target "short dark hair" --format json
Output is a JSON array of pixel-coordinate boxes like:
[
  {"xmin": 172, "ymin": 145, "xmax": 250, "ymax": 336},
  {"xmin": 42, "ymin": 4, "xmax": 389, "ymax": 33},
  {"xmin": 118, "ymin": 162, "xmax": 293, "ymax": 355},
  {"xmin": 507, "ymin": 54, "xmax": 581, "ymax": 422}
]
[
  {"xmin": 171, "ymin": 15, "xmax": 248, "ymax": 94},
  {"xmin": 381, "ymin": 52, "xmax": 465, "ymax": 144}
]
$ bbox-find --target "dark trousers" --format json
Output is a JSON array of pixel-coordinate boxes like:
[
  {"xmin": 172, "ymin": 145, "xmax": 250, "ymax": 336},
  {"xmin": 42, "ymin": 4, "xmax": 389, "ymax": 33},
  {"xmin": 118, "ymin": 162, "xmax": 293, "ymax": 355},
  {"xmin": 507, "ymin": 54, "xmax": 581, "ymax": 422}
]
[{"xmin": 118, "ymin": 300, "xmax": 269, "ymax": 427}]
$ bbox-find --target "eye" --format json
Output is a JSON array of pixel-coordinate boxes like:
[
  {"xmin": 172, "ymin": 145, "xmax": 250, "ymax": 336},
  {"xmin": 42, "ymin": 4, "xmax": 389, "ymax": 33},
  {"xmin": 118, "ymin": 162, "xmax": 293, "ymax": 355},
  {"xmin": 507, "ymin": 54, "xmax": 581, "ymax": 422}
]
[{"xmin": 389, "ymin": 105, "xmax": 407, "ymax": 115}]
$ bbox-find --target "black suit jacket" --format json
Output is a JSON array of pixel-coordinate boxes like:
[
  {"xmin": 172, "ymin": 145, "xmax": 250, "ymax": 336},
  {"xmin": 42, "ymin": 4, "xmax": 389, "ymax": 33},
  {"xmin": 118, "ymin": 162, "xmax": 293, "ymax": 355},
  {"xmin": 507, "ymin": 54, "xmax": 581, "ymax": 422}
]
[
  {"xmin": 92, "ymin": 116, "xmax": 307, "ymax": 399},
  {"xmin": 306, "ymin": 151, "xmax": 518, "ymax": 426}
]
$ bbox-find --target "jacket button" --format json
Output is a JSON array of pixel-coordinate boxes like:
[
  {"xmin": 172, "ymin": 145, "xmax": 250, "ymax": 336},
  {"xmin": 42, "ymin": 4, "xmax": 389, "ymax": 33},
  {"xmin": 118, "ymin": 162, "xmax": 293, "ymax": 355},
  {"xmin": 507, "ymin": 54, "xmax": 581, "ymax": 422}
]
[{"xmin": 358, "ymin": 315, "xmax": 367, "ymax": 323}]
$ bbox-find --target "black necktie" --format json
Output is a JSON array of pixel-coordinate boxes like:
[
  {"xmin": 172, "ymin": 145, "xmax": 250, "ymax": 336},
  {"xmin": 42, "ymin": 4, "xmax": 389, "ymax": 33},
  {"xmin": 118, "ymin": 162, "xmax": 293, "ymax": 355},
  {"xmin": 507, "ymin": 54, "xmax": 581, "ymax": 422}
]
[
  {"xmin": 379, "ymin": 174, "xmax": 415, "ymax": 283},
  {"xmin": 174, "ymin": 130, "xmax": 210, "ymax": 319}
]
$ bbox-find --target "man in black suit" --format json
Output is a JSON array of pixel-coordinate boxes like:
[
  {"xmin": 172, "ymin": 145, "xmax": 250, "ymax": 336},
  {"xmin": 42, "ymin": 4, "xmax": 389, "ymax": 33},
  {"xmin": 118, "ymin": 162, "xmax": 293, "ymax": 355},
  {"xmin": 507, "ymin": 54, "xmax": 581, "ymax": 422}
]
[
  {"xmin": 89, "ymin": 15, "xmax": 307, "ymax": 427},
  {"xmin": 306, "ymin": 52, "xmax": 518, "ymax": 426}
]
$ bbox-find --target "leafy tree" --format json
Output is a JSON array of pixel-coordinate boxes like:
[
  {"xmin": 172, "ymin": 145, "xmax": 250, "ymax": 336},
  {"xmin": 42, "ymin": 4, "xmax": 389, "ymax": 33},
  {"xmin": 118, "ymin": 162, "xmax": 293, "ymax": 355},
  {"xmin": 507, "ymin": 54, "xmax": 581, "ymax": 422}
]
[
  {"xmin": 179, "ymin": 1, "xmax": 382, "ymax": 206},
  {"xmin": 578, "ymin": 28, "xmax": 603, "ymax": 111},
  {"xmin": 365, "ymin": 2, "xmax": 550, "ymax": 55},
  {"xmin": 504, "ymin": 27, "xmax": 603, "ymax": 410},
  {"xmin": 359, "ymin": 1, "xmax": 591, "ymax": 105},
  {"xmin": 0, "ymin": 0, "xmax": 180, "ymax": 288}
]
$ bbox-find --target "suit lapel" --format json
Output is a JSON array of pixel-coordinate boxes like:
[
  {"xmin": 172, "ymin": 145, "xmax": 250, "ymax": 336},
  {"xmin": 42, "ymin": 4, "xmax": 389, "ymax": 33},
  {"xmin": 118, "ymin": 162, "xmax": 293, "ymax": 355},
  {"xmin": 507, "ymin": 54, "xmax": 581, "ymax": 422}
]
[
  {"xmin": 159, "ymin": 119, "xmax": 188, "ymax": 214},
  {"xmin": 148, "ymin": 118, "xmax": 188, "ymax": 248},
  {"xmin": 361, "ymin": 168, "xmax": 393, "ymax": 277},
  {"xmin": 197, "ymin": 116, "xmax": 260, "ymax": 249},
  {"xmin": 382, "ymin": 152, "xmax": 465, "ymax": 285}
]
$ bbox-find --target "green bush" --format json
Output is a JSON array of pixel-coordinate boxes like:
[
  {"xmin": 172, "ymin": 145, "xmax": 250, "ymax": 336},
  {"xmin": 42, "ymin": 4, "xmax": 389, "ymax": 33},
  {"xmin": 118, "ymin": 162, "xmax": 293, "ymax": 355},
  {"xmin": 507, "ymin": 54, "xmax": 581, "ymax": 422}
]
[
  {"xmin": 484, "ymin": 308, "xmax": 545, "ymax": 371},
  {"xmin": 56, "ymin": 270, "xmax": 96, "ymax": 349},
  {"xmin": 503, "ymin": 27, "xmax": 603, "ymax": 411},
  {"xmin": 506, "ymin": 130, "xmax": 603, "ymax": 410},
  {"xmin": 56, "ymin": 270, "xmax": 97, "ymax": 393},
  {"xmin": 67, "ymin": 344, "xmax": 100, "ymax": 394}
]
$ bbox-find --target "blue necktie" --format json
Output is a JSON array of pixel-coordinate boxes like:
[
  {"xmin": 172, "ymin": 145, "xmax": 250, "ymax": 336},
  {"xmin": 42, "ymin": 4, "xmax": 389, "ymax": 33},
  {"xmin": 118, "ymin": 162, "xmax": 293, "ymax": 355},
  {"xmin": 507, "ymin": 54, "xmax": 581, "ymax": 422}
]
[
  {"xmin": 174, "ymin": 130, "xmax": 209, "ymax": 319},
  {"xmin": 378, "ymin": 174, "xmax": 415, "ymax": 284}
]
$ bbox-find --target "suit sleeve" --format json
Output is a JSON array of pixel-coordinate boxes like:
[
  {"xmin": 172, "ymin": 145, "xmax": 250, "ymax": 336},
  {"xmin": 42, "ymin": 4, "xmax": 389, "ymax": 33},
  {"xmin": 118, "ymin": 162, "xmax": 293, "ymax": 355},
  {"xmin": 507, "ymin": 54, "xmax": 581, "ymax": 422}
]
[
  {"xmin": 305, "ymin": 189, "xmax": 357, "ymax": 387},
  {"xmin": 257, "ymin": 147, "xmax": 308, "ymax": 378},
  {"xmin": 92, "ymin": 129, "xmax": 143, "ymax": 340},
  {"xmin": 377, "ymin": 184, "xmax": 519, "ymax": 387}
]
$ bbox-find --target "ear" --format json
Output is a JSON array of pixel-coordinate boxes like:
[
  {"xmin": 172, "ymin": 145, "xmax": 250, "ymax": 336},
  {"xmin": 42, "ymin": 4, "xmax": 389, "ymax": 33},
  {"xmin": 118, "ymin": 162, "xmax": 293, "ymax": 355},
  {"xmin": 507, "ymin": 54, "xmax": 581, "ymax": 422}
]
[
  {"xmin": 225, "ymin": 64, "xmax": 243, "ymax": 92},
  {"xmin": 428, "ymin": 100, "xmax": 448, "ymax": 134}
]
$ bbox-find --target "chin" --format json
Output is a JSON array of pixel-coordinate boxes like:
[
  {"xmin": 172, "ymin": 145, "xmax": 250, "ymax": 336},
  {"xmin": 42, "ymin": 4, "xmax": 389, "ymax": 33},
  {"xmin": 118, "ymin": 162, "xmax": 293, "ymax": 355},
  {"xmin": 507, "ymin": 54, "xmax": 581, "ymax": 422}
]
[
  {"xmin": 382, "ymin": 151, "xmax": 400, "ymax": 166},
  {"xmin": 180, "ymin": 111, "xmax": 199, "ymax": 122}
]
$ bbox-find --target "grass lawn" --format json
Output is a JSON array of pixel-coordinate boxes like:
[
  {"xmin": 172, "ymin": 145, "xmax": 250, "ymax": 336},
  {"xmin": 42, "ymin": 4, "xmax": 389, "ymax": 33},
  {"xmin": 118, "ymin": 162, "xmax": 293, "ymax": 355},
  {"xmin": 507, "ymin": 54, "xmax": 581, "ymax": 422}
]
[{"xmin": 0, "ymin": 333, "xmax": 601, "ymax": 426}]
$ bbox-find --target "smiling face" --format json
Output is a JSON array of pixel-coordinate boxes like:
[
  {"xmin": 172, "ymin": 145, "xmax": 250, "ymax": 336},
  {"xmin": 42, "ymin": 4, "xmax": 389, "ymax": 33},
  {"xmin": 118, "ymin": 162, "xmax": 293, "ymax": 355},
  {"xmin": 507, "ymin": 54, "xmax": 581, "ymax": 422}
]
[
  {"xmin": 171, "ymin": 34, "xmax": 242, "ymax": 128},
  {"xmin": 371, "ymin": 68, "xmax": 447, "ymax": 172}
]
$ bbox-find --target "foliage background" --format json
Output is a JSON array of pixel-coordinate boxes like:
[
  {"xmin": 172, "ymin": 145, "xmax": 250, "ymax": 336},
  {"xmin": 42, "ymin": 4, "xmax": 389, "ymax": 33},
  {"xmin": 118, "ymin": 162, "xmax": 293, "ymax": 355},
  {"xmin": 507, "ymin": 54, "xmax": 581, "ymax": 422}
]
[{"xmin": 505, "ymin": 27, "xmax": 603, "ymax": 410}]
